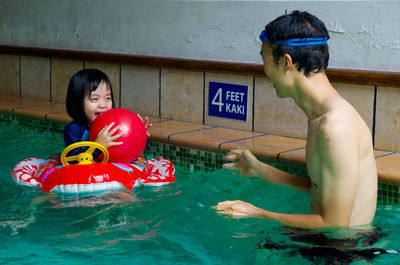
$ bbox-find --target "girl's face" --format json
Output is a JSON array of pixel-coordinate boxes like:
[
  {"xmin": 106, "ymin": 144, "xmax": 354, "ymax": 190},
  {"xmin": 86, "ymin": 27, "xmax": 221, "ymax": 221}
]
[{"xmin": 84, "ymin": 80, "xmax": 113, "ymax": 125}]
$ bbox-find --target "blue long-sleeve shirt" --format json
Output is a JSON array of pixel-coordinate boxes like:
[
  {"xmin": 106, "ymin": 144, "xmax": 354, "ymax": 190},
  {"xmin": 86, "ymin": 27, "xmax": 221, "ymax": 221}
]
[{"xmin": 64, "ymin": 122, "xmax": 91, "ymax": 156}]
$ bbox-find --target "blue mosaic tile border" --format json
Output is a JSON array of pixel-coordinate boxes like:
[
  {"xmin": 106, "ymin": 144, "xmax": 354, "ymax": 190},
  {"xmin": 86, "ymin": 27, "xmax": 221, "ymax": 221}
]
[{"xmin": 0, "ymin": 112, "xmax": 398, "ymax": 205}]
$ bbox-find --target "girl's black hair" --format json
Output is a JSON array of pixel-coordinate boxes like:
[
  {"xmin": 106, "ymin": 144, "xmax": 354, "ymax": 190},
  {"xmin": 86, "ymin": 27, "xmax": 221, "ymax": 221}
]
[
  {"xmin": 66, "ymin": 68, "xmax": 115, "ymax": 124},
  {"xmin": 265, "ymin": 10, "xmax": 330, "ymax": 76}
]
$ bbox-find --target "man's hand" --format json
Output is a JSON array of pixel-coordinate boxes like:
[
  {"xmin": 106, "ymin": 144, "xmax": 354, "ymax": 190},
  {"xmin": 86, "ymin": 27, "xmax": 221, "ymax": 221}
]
[
  {"xmin": 214, "ymin": 200, "xmax": 264, "ymax": 218},
  {"xmin": 222, "ymin": 149, "xmax": 261, "ymax": 178}
]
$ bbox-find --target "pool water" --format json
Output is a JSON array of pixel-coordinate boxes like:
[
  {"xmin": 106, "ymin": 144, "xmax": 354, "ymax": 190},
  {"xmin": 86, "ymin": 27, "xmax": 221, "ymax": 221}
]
[{"xmin": 0, "ymin": 121, "xmax": 399, "ymax": 264}]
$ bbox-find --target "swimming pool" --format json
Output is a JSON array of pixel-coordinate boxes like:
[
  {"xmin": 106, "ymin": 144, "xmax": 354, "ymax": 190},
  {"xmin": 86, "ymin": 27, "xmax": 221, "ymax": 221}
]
[{"xmin": 0, "ymin": 120, "xmax": 399, "ymax": 264}]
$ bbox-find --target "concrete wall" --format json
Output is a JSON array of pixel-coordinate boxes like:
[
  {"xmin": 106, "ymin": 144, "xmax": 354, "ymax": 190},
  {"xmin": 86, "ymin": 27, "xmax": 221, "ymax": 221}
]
[{"xmin": 1, "ymin": 1, "xmax": 400, "ymax": 71}]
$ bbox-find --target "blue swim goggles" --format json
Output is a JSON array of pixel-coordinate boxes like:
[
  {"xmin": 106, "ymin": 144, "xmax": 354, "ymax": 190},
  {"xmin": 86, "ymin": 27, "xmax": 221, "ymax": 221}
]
[{"xmin": 259, "ymin": 30, "xmax": 328, "ymax": 47}]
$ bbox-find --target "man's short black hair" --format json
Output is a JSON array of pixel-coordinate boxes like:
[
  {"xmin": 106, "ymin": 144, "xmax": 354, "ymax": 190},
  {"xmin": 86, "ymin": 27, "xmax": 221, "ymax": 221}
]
[
  {"xmin": 265, "ymin": 10, "xmax": 330, "ymax": 76},
  {"xmin": 66, "ymin": 68, "xmax": 115, "ymax": 125}
]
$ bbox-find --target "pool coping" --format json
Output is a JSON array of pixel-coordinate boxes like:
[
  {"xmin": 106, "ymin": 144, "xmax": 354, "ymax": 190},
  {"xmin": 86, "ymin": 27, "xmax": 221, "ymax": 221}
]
[{"xmin": 1, "ymin": 95, "xmax": 400, "ymax": 187}]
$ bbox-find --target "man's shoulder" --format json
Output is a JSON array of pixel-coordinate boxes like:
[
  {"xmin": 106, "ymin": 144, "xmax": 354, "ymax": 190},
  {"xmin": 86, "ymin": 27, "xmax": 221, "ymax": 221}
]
[
  {"xmin": 322, "ymin": 99, "xmax": 366, "ymax": 131},
  {"xmin": 317, "ymin": 112, "xmax": 351, "ymax": 137},
  {"xmin": 316, "ymin": 108, "xmax": 371, "ymax": 151}
]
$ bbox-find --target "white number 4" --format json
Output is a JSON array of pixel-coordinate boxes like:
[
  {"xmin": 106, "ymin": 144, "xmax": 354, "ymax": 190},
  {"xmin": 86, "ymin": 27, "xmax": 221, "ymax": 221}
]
[{"xmin": 211, "ymin": 88, "xmax": 224, "ymax": 112}]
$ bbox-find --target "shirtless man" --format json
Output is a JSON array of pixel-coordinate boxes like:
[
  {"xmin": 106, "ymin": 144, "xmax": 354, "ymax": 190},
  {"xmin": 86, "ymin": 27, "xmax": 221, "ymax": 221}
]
[{"xmin": 215, "ymin": 11, "xmax": 377, "ymax": 228}]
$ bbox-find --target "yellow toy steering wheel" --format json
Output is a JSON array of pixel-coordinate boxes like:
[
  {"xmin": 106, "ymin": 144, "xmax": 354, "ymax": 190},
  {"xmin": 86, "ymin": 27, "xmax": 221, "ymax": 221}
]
[{"xmin": 60, "ymin": 141, "xmax": 109, "ymax": 166}]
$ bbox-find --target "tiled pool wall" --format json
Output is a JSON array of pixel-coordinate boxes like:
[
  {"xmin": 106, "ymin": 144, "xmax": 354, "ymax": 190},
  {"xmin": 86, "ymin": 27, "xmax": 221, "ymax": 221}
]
[
  {"xmin": 0, "ymin": 112, "xmax": 397, "ymax": 205},
  {"xmin": 1, "ymin": 52, "xmax": 400, "ymax": 205},
  {"xmin": 1, "ymin": 53, "xmax": 400, "ymax": 151}
]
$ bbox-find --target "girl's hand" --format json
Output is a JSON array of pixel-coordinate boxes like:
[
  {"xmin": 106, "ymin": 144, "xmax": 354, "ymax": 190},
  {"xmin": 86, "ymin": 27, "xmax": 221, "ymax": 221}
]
[
  {"xmin": 137, "ymin": 114, "xmax": 152, "ymax": 137},
  {"xmin": 95, "ymin": 122, "xmax": 124, "ymax": 148}
]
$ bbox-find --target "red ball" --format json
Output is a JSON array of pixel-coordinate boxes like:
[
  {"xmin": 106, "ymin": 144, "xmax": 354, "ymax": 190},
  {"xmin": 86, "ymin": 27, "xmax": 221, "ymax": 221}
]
[{"xmin": 89, "ymin": 108, "xmax": 147, "ymax": 163}]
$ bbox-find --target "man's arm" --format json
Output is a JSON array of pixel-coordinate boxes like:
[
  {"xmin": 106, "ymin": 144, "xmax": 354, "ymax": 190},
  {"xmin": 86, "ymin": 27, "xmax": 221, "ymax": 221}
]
[
  {"xmin": 216, "ymin": 122, "xmax": 360, "ymax": 228},
  {"xmin": 316, "ymin": 120, "xmax": 360, "ymax": 227},
  {"xmin": 214, "ymin": 200, "xmax": 327, "ymax": 228},
  {"xmin": 223, "ymin": 149, "xmax": 311, "ymax": 191},
  {"xmin": 216, "ymin": 149, "xmax": 325, "ymax": 228}
]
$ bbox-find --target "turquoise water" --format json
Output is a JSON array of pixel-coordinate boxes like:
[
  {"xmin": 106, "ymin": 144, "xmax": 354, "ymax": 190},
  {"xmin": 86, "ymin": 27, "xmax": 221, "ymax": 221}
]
[{"xmin": 0, "ymin": 122, "xmax": 399, "ymax": 264}]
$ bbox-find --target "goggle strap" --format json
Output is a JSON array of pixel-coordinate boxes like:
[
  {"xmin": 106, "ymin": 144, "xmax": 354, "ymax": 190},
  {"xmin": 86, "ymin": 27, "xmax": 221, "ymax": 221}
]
[{"xmin": 259, "ymin": 30, "xmax": 328, "ymax": 47}]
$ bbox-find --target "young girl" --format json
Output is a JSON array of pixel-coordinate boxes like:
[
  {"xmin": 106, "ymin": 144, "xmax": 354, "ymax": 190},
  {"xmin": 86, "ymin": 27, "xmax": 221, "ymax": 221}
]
[{"xmin": 64, "ymin": 68, "xmax": 151, "ymax": 156}]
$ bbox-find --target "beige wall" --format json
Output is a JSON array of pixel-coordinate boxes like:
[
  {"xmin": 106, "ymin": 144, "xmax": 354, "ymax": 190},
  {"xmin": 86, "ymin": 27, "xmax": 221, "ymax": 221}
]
[{"xmin": 0, "ymin": 53, "xmax": 398, "ymax": 151}]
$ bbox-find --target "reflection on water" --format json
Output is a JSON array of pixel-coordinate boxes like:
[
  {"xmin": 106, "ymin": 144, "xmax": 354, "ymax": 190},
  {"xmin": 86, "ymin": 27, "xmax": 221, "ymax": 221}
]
[{"xmin": 46, "ymin": 190, "xmax": 138, "ymax": 208}]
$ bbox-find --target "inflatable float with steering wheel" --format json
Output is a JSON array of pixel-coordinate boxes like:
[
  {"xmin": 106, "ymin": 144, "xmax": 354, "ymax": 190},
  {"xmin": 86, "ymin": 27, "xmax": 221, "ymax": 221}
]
[
  {"xmin": 11, "ymin": 108, "xmax": 175, "ymax": 193},
  {"xmin": 12, "ymin": 141, "xmax": 175, "ymax": 193}
]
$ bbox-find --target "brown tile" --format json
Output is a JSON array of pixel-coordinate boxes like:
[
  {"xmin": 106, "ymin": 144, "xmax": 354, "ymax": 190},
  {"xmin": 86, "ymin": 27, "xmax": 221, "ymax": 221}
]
[
  {"xmin": 47, "ymin": 112, "xmax": 163, "ymax": 126},
  {"xmin": 254, "ymin": 77, "xmax": 308, "ymax": 138},
  {"xmin": 13, "ymin": 102, "xmax": 65, "ymax": 119},
  {"xmin": 221, "ymin": 135, "xmax": 306, "ymax": 161},
  {"xmin": 332, "ymin": 83, "xmax": 374, "ymax": 131},
  {"xmin": 20, "ymin": 56, "xmax": 50, "ymax": 100},
  {"xmin": 376, "ymin": 153, "xmax": 400, "ymax": 185},
  {"xmin": 121, "ymin": 65, "xmax": 159, "ymax": 117},
  {"xmin": 171, "ymin": 127, "xmax": 263, "ymax": 153},
  {"xmin": 160, "ymin": 68, "xmax": 203, "ymax": 123},
  {"xmin": 0, "ymin": 96, "xmax": 20, "ymax": 102},
  {"xmin": 204, "ymin": 73, "xmax": 253, "ymax": 131},
  {"xmin": 148, "ymin": 116, "xmax": 167, "ymax": 123},
  {"xmin": 277, "ymin": 147, "xmax": 306, "ymax": 166},
  {"xmin": 0, "ymin": 54, "xmax": 20, "ymax": 97},
  {"xmin": 375, "ymin": 86, "xmax": 400, "ymax": 151},
  {"xmin": 47, "ymin": 111, "xmax": 72, "ymax": 123},
  {"xmin": 85, "ymin": 61, "xmax": 120, "ymax": 107},
  {"xmin": 51, "ymin": 58, "xmax": 83, "ymax": 103},
  {"xmin": 374, "ymin": 150, "xmax": 393, "ymax": 158},
  {"xmin": 148, "ymin": 120, "xmax": 213, "ymax": 144},
  {"xmin": 0, "ymin": 98, "xmax": 49, "ymax": 113}
]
